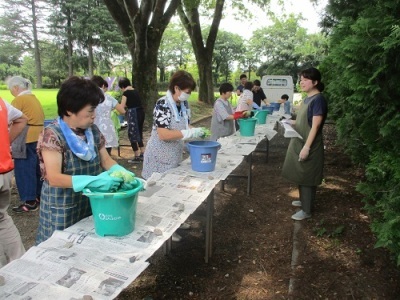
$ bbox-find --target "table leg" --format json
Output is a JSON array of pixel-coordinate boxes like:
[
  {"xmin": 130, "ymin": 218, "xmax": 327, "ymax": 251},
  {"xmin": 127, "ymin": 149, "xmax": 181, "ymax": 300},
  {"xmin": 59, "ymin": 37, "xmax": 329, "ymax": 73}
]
[
  {"xmin": 247, "ymin": 152, "xmax": 252, "ymax": 195},
  {"xmin": 205, "ymin": 189, "xmax": 214, "ymax": 263}
]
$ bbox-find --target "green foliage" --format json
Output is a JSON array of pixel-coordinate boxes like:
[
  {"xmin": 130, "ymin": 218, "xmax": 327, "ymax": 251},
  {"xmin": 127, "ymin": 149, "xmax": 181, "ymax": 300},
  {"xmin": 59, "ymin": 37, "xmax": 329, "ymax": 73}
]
[
  {"xmin": 321, "ymin": 0, "xmax": 400, "ymax": 265},
  {"xmin": 213, "ymin": 29, "xmax": 245, "ymax": 84},
  {"xmin": 250, "ymin": 13, "xmax": 328, "ymax": 82}
]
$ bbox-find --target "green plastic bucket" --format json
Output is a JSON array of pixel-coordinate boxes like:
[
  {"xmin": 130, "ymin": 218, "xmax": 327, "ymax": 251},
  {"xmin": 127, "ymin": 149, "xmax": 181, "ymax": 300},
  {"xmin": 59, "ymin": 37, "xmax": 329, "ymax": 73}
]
[
  {"xmin": 84, "ymin": 180, "xmax": 143, "ymax": 237},
  {"xmin": 252, "ymin": 110, "xmax": 268, "ymax": 125},
  {"xmin": 238, "ymin": 118, "xmax": 257, "ymax": 136}
]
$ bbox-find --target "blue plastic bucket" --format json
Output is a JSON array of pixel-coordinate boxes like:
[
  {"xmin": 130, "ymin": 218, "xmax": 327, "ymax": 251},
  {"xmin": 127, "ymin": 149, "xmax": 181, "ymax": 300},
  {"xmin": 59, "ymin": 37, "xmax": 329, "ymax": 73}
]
[
  {"xmin": 84, "ymin": 179, "xmax": 143, "ymax": 237},
  {"xmin": 269, "ymin": 102, "xmax": 281, "ymax": 111},
  {"xmin": 187, "ymin": 141, "xmax": 221, "ymax": 172},
  {"xmin": 44, "ymin": 119, "xmax": 54, "ymax": 127},
  {"xmin": 262, "ymin": 106, "xmax": 274, "ymax": 114},
  {"xmin": 238, "ymin": 118, "xmax": 257, "ymax": 136},
  {"xmin": 252, "ymin": 110, "xmax": 268, "ymax": 125}
]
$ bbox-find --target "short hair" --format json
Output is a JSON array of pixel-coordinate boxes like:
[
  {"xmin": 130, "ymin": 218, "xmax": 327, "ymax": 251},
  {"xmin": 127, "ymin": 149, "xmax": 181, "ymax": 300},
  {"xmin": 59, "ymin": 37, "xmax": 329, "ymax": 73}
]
[
  {"xmin": 219, "ymin": 83, "xmax": 234, "ymax": 94},
  {"xmin": 240, "ymin": 74, "xmax": 247, "ymax": 80},
  {"xmin": 281, "ymin": 94, "xmax": 289, "ymax": 101},
  {"xmin": 244, "ymin": 81, "xmax": 253, "ymax": 90},
  {"xmin": 168, "ymin": 70, "xmax": 196, "ymax": 94},
  {"xmin": 57, "ymin": 76, "xmax": 104, "ymax": 118},
  {"xmin": 118, "ymin": 77, "xmax": 131, "ymax": 89},
  {"xmin": 300, "ymin": 67, "xmax": 325, "ymax": 92},
  {"xmin": 91, "ymin": 75, "xmax": 105, "ymax": 88},
  {"xmin": 7, "ymin": 76, "xmax": 32, "ymax": 91},
  {"xmin": 253, "ymin": 79, "xmax": 261, "ymax": 87}
]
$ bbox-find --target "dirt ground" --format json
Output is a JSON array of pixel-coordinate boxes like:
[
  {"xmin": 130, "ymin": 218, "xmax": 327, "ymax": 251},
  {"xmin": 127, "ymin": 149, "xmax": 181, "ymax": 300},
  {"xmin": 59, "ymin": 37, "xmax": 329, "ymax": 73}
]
[{"xmin": 9, "ymin": 117, "xmax": 400, "ymax": 299}]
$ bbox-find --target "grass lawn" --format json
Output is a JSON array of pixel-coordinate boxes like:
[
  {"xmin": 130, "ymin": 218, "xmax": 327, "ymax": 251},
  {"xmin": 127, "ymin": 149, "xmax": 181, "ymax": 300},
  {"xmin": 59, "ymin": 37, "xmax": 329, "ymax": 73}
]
[
  {"xmin": 0, "ymin": 89, "xmax": 232, "ymax": 121},
  {"xmin": 0, "ymin": 89, "xmax": 58, "ymax": 119}
]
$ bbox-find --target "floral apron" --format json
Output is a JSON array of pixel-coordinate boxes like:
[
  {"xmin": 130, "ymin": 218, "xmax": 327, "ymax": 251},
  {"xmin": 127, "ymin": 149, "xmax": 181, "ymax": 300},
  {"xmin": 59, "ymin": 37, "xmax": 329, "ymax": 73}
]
[{"xmin": 142, "ymin": 100, "xmax": 188, "ymax": 180}]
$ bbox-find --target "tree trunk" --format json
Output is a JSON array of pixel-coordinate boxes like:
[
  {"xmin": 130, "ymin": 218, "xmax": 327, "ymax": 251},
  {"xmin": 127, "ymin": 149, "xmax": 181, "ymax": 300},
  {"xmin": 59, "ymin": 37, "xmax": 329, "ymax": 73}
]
[
  {"xmin": 67, "ymin": 11, "xmax": 73, "ymax": 77},
  {"xmin": 103, "ymin": 0, "xmax": 180, "ymax": 122},
  {"xmin": 88, "ymin": 41, "xmax": 94, "ymax": 77},
  {"xmin": 177, "ymin": 0, "xmax": 225, "ymax": 105},
  {"xmin": 130, "ymin": 43, "xmax": 159, "ymax": 119},
  {"xmin": 31, "ymin": 0, "xmax": 42, "ymax": 88},
  {"xmin": 159, "ymin": 66, "xmax": 165, "ymax": 82},
  {"xmin": 197, "ymin": 56, "xmax": 214, "ymax": 103}
]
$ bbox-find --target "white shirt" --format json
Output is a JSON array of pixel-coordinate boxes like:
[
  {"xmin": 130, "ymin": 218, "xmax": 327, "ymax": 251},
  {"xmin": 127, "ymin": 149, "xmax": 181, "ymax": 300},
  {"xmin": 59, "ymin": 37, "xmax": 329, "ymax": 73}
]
[{"xmin": 2, "ymin": 100, "xmax": 23, "ymax": 122}]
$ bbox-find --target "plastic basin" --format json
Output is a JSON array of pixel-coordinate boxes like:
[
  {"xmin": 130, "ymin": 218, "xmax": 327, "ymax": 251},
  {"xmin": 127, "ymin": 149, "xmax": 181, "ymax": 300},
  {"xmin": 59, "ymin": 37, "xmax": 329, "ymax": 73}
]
[
  {"xmin": 187, "ymin": 141, "xmax": 221, "ymax": 172},
  {"xmin": 238, "ymin": 118, "xmax": 257, "ymax": 136},
  {"xmin": 84, "ymin": 179, "xmax": 143, "ymax": 237}
]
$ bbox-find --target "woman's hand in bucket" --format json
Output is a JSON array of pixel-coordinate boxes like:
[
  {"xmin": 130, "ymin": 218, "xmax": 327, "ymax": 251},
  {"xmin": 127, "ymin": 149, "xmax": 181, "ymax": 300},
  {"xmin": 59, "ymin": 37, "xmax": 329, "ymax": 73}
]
[
  {"xmin": 72, "ymin": 173, "xmax": 123, "ymax": 192},
  {"xmin": 298, "ymin": 145, "xmax": 310, "ymax": 161},
  {"xmin": 242, "ymin": 110, "xmax": 252, "ymax": 118},
  {"xmin": 181, "ymin": 128, "xmax": 204, "ymax": 140}
]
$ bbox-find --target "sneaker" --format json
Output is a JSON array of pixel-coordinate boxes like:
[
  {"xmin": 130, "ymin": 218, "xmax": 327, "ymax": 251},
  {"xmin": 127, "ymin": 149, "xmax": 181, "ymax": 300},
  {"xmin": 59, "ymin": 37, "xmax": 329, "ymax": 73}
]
[
  {"xmin": 128, "ymin": 157, "xmax": 142, "ymax": 163},
  {"xmin": 179, "ymin": 223, "xmax": 191, "ymax": 230},
  {"xmin": 172, "ymin": 232, "xmax": 182, "ymax": 242},
  {"xmin": 292, "ymin": 201, "xmax": 302, "ymax": 207},
  {"xmin": 291, "ymin": 210, "xmax": 311, "ymax": 221},
  {"xmin": 12, "ymin": 202, "xmax": 38, "ymax": 213}
]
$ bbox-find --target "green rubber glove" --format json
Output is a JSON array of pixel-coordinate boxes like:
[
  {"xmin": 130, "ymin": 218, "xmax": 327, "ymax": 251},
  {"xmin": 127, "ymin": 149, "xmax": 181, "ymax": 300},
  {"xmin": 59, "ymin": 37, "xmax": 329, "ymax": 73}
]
[
  {"xmin": 72, "ymin": 172, "xmax": 123, "ymax": 193},
  {"xmin": 109, "ymin": 164, "xmax": 136, "ymax": 191}
]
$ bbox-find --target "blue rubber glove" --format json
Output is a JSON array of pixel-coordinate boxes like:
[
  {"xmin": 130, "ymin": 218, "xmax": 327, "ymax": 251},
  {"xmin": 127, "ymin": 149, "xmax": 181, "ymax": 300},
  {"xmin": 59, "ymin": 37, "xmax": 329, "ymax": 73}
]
[
  {"xmin": 72, "ymin": 172, "xmax": 123, "ymax": 193},
  {"xmin": 109, "ymin": 164, "xmax": 136, "ymax": 191}
]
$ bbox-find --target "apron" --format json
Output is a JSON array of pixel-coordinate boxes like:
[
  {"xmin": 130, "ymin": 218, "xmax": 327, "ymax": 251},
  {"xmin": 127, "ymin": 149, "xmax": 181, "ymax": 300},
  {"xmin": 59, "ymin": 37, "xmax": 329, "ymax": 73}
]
[
  {"xmin": 282, "ymin": 95, "xmax": 324, "ymax": 186},
  {"xmin": 36, "ymin": 123, "xmax": 102, "ymax": 244},
  {"xmin": 142, "ymin": 98, "xmax": 188, "ymax": 180},
  {"xmin": 210, "ymin": 99, "xmax": 235, "ymax": 141},
  {"xmin": 94, "ymin": 96, "xmax": 119, "ymax": 148}
]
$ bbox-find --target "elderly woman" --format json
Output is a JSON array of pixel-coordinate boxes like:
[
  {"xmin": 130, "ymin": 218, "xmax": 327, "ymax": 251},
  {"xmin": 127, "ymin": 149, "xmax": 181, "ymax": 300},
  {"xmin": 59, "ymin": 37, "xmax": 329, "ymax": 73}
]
[
  {"xmin": 7, "ymin": 76, "xmax": 45, "ymax": 213},
  {"xmin": 142, "ymin": 70, "xmax": 204, "ymax": 242},
  {"xmin": 142, "ymin": 70, "xmax": 203, "ymax": 180},
  {"xmin": 36, "ymin": 76, "xmax": 132, "ymax": 244}
]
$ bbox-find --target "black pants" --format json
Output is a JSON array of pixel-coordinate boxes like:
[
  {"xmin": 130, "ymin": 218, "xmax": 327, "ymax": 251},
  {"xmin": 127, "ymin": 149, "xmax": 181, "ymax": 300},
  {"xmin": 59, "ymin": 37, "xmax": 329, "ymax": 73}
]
[
  {"xmin": 299, "ymin": 185, "xmax": 317, "ymax": 214},
  {"xmin": 130, "ymin": 108, "xmax": 145, "ymax": 152}
]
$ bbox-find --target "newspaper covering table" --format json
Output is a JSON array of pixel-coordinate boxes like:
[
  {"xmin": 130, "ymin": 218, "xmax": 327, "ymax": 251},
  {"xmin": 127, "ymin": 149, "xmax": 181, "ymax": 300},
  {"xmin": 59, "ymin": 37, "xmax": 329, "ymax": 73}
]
[{"xmin": 0, "ymin": 120, "xmax": 279, "ymax": 300}]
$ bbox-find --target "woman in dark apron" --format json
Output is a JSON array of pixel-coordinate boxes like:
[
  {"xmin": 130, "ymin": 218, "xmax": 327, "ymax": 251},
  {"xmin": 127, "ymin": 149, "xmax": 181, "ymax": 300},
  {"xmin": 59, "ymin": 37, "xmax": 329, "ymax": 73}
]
[{"xmin": 282, "ymin": 68, "xmax": 328, "ymax": 220}]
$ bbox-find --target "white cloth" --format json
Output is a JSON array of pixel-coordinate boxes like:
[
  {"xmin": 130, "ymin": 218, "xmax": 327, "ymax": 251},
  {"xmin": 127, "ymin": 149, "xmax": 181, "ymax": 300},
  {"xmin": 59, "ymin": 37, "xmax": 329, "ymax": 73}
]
[
  {"xmin": 94, "ymin": 93, "xmax": 119, "ymax": 148},
  {"xmin": 4, "ymin": 101, "xmax": 23, "ymax": 123}
]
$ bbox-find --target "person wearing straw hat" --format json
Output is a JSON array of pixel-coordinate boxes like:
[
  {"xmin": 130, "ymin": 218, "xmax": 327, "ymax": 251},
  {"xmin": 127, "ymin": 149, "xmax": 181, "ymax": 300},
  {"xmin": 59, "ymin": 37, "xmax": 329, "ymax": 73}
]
[
  {"xmin": 282, "ymin": 67, "xmax": 328, "ymax": 221},
  {"xmin": 35, "ymin": 76, "xmax": 134, "ymax": 244}
]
